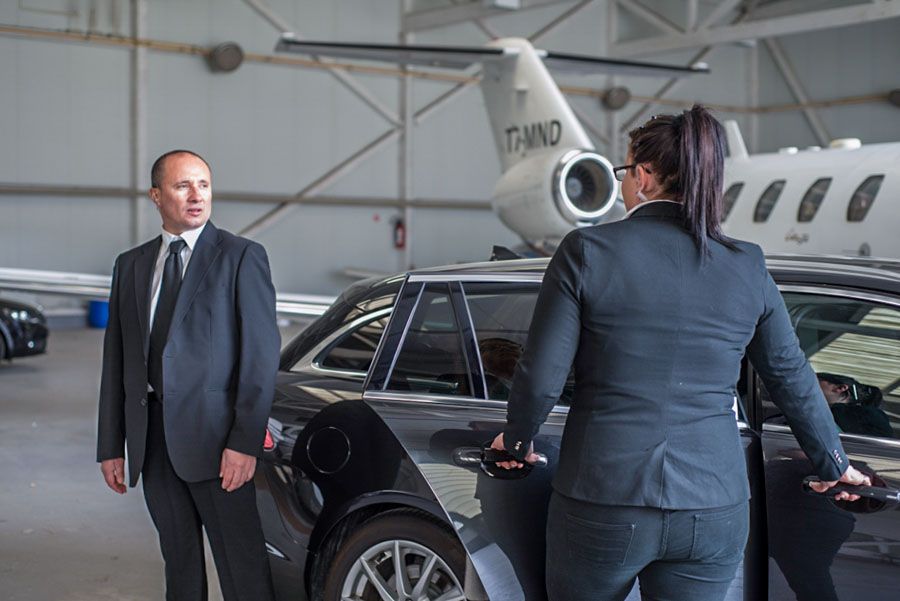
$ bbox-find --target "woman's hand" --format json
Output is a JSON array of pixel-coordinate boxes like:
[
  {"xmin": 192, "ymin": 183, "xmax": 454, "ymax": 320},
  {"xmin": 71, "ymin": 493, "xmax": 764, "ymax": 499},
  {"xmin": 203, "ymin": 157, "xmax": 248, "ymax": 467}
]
[
  {"xmin": 490, "ymin": 433, "xmax": 541, "ymax": 469},
  {"xmin": 808, "ymin": 465, "xmax": 871, "ymax": 501}
]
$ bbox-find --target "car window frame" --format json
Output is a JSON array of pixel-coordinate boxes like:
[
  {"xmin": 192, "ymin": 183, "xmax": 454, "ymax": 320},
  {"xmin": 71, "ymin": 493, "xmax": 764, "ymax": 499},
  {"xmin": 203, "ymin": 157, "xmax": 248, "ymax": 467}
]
[
  {"xmin": 753, "ymin": 283, "xmax": 900, "ymax": 446},
  {"xmin": 288, "ymin": 306, "xmax": 394, "ymax": 379},
  {"xmin": 364, "ymin": 274, "xmax": 571, "ymax": 416}
]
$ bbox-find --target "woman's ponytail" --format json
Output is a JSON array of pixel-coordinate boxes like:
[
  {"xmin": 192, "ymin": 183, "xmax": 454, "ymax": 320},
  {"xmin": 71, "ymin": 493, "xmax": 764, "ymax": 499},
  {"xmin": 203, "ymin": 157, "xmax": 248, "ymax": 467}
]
[{"xmin": 629, "ymin": 104, "xmax": 735, "ymax": 257}]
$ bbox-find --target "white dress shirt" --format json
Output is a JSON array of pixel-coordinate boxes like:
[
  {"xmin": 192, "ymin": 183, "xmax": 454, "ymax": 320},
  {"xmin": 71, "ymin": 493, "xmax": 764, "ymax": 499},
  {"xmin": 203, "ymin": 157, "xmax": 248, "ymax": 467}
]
[
  {"xmin": 623, "ymin": 199, "xmax": 682, "ymax": 219},
  {"xmin": 148, "ymin": 223, "xmax": 206, "ymax": 330}
]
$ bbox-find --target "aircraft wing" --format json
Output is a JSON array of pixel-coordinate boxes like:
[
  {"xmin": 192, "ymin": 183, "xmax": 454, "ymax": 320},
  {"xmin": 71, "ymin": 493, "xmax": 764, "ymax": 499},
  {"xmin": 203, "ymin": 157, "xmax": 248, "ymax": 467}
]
[
  {"xmin": 276, "ymin": 36, "xmax": 707, "ymax": 77},
  {"xmin": 276, "ymin": 37, "xmax": 512, "ymax": 69},
  {"xmin": 542, "ymin": 50, "xmax": 708, "ymax": 77}
]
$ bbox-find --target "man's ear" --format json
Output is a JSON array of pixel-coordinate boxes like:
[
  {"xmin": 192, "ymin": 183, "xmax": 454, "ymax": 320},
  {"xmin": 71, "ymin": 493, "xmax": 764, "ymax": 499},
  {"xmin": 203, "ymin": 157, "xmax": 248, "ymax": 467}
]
[{"xmin": 148, "ymin": 188, "xmax": 160, "ymax": 206}]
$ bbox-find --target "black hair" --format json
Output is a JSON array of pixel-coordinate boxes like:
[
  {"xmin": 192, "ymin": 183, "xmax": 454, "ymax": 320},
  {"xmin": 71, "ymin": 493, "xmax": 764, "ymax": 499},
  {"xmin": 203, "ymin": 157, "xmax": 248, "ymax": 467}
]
[
  {"xmin": 628, "ymin": 104, "xmax": 735, "ymax": 257},
  {"xmin": 150, "ymin": 149, "xmax": 211, "ymax": 188}
]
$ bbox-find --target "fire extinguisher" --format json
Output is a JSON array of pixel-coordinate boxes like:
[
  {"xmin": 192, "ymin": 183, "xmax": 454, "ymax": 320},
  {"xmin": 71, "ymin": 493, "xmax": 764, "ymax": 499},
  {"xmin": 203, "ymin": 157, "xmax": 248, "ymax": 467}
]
[{"xmin": 392, "ymin": 218, "xmax": 406, "ymax": 250}]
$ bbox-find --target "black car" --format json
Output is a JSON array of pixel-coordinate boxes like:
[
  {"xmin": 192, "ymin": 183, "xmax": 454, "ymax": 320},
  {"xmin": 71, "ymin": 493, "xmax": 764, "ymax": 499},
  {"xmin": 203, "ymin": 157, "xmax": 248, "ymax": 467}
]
[
  {"xmin": 0, "ymin": 298, "xmax": 48, "ymax": 361},
  {"xmin": 258, "ymin": 255, "xmax": 900, "ymax": 601}
]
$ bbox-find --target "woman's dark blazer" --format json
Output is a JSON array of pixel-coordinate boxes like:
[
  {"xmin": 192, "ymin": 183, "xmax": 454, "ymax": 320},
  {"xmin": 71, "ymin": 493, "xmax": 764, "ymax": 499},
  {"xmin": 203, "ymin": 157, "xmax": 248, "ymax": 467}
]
[{"xmin": 503, "ymin": 201, "xmax": 847, "ymax": 509}]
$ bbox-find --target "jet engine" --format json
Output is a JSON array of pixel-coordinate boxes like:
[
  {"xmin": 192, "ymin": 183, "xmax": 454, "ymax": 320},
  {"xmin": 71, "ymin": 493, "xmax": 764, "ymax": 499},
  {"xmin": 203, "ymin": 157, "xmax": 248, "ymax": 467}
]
[{"xmin": 491, "ymin": 148, "xmax": 621, "ymax": 247}]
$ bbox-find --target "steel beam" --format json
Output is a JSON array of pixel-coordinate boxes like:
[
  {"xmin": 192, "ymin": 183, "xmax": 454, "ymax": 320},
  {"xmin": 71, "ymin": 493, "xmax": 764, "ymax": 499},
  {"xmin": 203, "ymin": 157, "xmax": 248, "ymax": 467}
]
[
  {"xmin": 763, "ymin": 38, "xmax": 831, "ymax": 146},
  {"xmin": 130, "ymin": 0, "xmax": 147, "ymax": 246},
  {"xmin": 399, "ymin": 0, "xmax": 414, "ymax": 271},
  {"xmin": 697, "ymin": 0, "xmax": 743, "ymax": 30},
  {"xmin": 241, "ymin": 0, "xmax": 401, "ymax": 126},
  {"xmin": 615, "ymin": 0, "xmax": 682, "ymax": 35},
  {"xmin": 403, "ymin": 0, "xmax": 575, "ymax": 32},
  {"xmin": 570, "ymin": 103, "xmax": 611, "ymax": 146},
  {"xmin": 611, "ymin": 1, "xmax": 900, "ymax": 57}
]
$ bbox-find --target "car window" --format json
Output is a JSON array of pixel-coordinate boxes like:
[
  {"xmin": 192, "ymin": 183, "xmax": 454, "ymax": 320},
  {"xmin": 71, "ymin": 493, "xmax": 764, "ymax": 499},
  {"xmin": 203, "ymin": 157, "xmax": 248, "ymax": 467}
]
[
  {"xmin": 463, "ymin": 282, "xmax": 576, "ymax": 405},
  {"xmin": 797, "ymin": 177, "xmax": 831, "ymax": 222},
  {"xmin": 759, "ymin": 292, "xmax": 899, "ymax": 439},
  {"xmin": 722, "ymin": 182, "xmax": 743, "ymax": 222},
  {"xmin": 753, "ymin": 180, "xmax": 786, "ymax": 223},
  {"xmin": 306, "ymin": 314, "xmax": 391, "ymax": 374},
  {"xmin": 847, "ymin": 175, "xmax": 884, "ymax": 222},
  {"xmin": 386, "ymin": 283, "xmax": 472, "ymax": 396}
]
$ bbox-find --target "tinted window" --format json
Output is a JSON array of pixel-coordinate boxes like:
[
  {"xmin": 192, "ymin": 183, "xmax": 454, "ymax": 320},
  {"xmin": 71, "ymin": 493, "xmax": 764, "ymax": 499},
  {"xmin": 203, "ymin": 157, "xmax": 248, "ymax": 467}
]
[
  {"xmin": 314, "ymin": 314, "xmax": 391, "ymax": 373},
  {"xmin": 797, "ymin": 177, "xmax": 831, "ymax": 222},
  {"xmin": 847, "ymin": 175, "xmax": 884, "ymax": 222},
  {"xmin": 722, "ymin": 182, "xmax": 743, "ymax": 221},
  {"xmin": 464, "ymin": 282, "xmax": 575, "ymax": 404},
  {"xmin": 760, "ymin": 292, "xmax": 898, "ymax": 439},
  {"xmin": 386, "ymin": 283, "xmax": 472, "ymax": 396},
  {"xmin": 753, "ymin": 180, "xmax": 786, "ymax": 223}
]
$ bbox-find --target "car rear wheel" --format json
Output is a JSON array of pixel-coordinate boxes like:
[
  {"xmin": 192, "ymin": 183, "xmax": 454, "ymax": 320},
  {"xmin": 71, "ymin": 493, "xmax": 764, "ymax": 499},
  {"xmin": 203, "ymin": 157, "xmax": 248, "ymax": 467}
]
[
  {"xmin": 0, "ymin": 336, "xmax": 6, "ymax": 361},
  {"xmin": 323, "ymin": 509, "xmax": 466, "ymax": 601}
]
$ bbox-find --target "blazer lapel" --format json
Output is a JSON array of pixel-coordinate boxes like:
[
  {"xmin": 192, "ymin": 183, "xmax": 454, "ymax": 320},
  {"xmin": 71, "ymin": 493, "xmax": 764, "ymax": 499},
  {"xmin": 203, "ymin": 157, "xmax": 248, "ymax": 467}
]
[
  {"xmin": 167, "ymin": 222, "xmax": 222, "ymax": 342},
  {"xmin": 133, "ymin": 236, "xmax": 160, "ymax": 359}
]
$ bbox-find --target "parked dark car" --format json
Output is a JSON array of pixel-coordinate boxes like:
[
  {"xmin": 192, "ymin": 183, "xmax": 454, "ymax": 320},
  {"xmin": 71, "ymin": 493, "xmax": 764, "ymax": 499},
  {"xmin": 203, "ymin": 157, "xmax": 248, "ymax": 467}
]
[
  {"xmin": 258, "ymin": 255, "xmax": 900, "ymax": 601},
  {"xmin": 0, "ymin": 298, "xmax": 48, "ymax": 361}
]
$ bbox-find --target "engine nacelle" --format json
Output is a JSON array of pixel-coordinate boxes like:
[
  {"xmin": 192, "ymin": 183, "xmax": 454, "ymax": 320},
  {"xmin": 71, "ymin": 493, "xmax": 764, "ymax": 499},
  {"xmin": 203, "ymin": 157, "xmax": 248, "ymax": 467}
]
[{"xmin": 491, "ymin": 148, "xmax": 620, "ymax": 245}]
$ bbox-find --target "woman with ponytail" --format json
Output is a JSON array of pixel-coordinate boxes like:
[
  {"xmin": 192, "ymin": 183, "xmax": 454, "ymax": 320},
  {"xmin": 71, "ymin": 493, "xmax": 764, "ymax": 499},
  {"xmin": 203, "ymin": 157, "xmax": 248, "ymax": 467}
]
[{"xmin": 491, "ymin": 105, "xmax": 868, "ymax": 601}]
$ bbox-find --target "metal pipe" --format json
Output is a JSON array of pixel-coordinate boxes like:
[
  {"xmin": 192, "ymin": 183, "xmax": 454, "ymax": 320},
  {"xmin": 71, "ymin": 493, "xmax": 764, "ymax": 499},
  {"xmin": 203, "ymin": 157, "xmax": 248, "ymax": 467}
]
[
  {"xmin": 0, "ymin": 23, "xmax": 888, "ymax": 116},
  {"xmin": 0, "ymin": 183, "xmax": 492, "ymax": 210}
]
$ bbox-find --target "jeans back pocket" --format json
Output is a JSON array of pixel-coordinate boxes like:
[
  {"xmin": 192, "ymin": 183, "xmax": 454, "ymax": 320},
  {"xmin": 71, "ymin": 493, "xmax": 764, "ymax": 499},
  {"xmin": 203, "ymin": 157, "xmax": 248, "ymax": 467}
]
[
  {"xmin": 564, "ymin": 513, "xmax": 635, "ymax": 566},
  {"xmin": 690, "ymin": 503, "xmax": 749, "ymax": 563}
]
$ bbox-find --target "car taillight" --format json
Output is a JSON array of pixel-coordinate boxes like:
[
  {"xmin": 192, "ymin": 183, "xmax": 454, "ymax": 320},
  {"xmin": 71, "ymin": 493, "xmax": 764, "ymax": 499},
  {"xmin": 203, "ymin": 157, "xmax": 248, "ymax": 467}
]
[{"xmin": 263, "ymin": 429, "xmax": 275, "ymax": 451}]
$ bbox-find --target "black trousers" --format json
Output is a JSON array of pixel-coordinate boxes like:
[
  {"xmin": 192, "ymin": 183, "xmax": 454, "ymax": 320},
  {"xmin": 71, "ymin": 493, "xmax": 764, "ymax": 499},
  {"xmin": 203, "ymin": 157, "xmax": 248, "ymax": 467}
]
[
  {"xmin": 142, "ymin": 398, "xmax": 275, "ymax": 601},
  {"xmin": 546, "ymin": 491, "xmax": 748, "ymax": 601}
]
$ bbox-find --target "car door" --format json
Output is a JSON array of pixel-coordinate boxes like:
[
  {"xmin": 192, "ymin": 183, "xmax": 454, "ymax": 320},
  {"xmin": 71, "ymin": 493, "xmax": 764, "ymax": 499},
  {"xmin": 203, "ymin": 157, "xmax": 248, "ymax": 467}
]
[
  {"xmin": 364, "ymin": 276, "xmax": 563, "ymax": 601},
  {"xmin": 364, "ymin": 275, "xmax": 760, "ymax": 601},
  {"xmin": 759, "ymin": 285, "xmax": 900, "ymax": 601}
]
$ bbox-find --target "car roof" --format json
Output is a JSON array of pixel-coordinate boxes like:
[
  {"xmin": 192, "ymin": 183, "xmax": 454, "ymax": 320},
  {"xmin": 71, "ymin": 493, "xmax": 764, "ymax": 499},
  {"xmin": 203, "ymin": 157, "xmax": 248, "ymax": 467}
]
[{"xmin": 405, "ymin": 254, "xmax": 900, "ymax": 296}]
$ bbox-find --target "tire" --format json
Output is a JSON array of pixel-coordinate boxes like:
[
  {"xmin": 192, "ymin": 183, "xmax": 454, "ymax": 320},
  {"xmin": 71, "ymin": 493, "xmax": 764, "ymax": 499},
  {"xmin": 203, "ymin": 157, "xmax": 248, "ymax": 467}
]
[
  {"xmin": 323, "ymin": 509, "xmax": 467, "ymax": 601},
  {"xmin": 0, "ymin": 336, "xmax": 7, "ymax": 361}
]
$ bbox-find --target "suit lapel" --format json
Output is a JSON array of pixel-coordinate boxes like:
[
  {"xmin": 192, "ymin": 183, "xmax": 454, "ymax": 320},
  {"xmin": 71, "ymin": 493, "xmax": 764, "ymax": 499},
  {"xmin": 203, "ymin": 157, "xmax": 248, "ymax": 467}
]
[
  {"xmin": 167, "ymin": 222, "xmax": 222, "ymax": 342},
  {"xmin": 133, "ymin": 236, "xmax": 160, "ymax": 359}
]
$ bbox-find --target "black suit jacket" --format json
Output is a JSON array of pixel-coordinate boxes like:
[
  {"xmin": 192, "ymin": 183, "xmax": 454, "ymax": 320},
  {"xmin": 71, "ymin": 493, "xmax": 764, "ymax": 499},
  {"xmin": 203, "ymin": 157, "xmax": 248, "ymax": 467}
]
[
  {"xmin": 504, "ymin": 202, "xmax": 847, "ymax": 509},
  {"xmin": 97, "ymin": 222, "xmax": 280, "ymax": 486}
]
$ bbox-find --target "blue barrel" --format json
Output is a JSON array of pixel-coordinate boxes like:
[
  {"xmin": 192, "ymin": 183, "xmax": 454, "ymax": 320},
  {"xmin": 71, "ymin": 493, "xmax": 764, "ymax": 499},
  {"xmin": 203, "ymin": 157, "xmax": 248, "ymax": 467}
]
[{"xmin": 88, "ymin": 300, "xmax": 109, "ymax": 329}]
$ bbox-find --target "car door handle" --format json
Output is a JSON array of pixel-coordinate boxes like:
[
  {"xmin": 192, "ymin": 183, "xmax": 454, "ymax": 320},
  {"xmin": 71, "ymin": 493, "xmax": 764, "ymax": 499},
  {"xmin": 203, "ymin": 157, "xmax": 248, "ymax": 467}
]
[
  {"xmin": 802, "ymin": 476, "xmax": 900, "ymax": 502},
  {"xmin": 452, "ymin": 445, "xmax": 548, "ymax": 479}
]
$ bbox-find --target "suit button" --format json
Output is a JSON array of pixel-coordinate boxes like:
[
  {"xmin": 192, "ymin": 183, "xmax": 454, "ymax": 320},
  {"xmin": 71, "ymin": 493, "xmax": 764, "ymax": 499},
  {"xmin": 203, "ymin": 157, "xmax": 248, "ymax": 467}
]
[{"xmin": 140, "ymin": 397, "xmax": 147, "ymax": 407}]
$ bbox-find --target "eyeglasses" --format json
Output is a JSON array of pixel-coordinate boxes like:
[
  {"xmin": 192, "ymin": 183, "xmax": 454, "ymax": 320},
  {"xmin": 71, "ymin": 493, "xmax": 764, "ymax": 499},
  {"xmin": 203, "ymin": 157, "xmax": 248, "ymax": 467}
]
[{"xmin": 613, "ymin": 163, "xmax": 650, "ymax": 182}]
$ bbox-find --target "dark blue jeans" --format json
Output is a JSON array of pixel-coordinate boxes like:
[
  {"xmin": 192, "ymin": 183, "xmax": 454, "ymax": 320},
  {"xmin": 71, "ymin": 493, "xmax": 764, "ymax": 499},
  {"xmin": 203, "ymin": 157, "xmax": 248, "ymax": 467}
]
[{"xmin": 546, "ymin": 491, "xmax": 749, "ymax": 601}]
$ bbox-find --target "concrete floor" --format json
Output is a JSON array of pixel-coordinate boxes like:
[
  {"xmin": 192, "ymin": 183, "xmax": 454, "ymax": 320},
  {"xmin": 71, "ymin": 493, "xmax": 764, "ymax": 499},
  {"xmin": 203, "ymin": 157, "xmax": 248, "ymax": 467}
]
[{"xmin": 0, "ymin": 323, "xmax": 306, "ymax": 601}]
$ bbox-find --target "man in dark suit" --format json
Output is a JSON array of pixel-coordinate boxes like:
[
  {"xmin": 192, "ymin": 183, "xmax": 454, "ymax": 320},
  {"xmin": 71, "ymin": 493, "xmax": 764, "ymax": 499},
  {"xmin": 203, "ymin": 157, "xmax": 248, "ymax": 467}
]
[{"xmin": 97, "ymin": 150, "xmax": 279, "ymax": 601}]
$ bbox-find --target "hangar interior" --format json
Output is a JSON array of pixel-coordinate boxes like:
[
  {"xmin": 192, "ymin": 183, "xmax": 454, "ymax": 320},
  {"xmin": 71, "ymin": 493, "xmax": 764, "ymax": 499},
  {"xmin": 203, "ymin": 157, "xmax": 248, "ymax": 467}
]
[{"xmin": 1, "ymin": 1, "xmax": 899, "ymax": 600}]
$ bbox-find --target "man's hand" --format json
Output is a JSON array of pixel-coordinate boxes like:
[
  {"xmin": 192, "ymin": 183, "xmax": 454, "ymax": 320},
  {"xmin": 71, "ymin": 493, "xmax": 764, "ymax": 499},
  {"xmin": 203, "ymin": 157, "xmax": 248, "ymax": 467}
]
[
  {"xmin": 220, "ymin": 448, "xmax": 257, "ymax": 492},
  {"xmin": 489, "ymin": 433, "xmax": 541, "ymax": 470},
  {"xmin": 100, "ymin": 458, "xmax": 127, "ymax": 494},
  {"xmin": 808, "ymin": 465, "xmax": 871, "ymax": 501}
]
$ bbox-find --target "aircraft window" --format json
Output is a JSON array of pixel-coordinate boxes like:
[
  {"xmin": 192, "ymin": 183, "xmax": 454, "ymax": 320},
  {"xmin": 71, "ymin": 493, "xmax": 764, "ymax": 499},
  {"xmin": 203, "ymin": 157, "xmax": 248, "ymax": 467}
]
[
  {"xmin": 386, "ymin": 283, "xmax": 472, "ymax": 396},
  {"xmin": 463, "ymin": 282, "xmax": 575, "ymax": 405},
  {"xmin": 722, "ymin": 182, "xmax": 743, "ymax": 222},
  {"xmin": 847, "ymin": 175, "xmax": 884, "ymax": 222},
  {"xmin": 797, "ymin": 178, "xmax": 832, "ymax": 222},
  {"xmin": 312, "ymin": 314, "xmax": 391, "ymax": 374},
  {"xmin": 759, "ymin": 292, "xmax": 899, "ymax": 439},
  {"xmin": 753, "ymin": 180, "xmax": 786, "ymax": 223}
]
